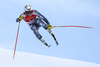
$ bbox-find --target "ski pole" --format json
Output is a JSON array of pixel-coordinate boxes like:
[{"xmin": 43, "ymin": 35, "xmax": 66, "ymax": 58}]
[
  {"xmin": 53, "ymin": 25, "xmax": 93, "ymax": 29},
  {"xmin": 13, "ymin": 21, "xmax": 21, "ymax": 60}
]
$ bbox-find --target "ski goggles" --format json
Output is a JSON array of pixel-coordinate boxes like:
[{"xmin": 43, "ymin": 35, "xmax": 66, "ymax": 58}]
[{"xmin": 25, "ymin": 11, "xmax": 32, "ymax": 14}]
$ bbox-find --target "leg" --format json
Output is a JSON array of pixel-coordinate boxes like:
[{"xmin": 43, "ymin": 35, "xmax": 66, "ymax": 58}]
[
  {"xmin": 44, "ymin": 27, "xmax": 59, "ymax": 45},
  {"xmin": 39, "ymin": 21, "xmax": 59, "ymax": 45},
  {"xmin": 47, "ymin": 29, "xmax": 59, "ymax": 45},
  {"xmin": 36, "ymin": 19, "xmax": 59, "ymax": 45},
  {"xmin": 51, "ymin": 33, "xmax": 59, "ymax": 45},
  {"xmin": 30, "ymin": 25, "xmax": 42, "ymax": 39},
  {"xmin": 29, "ymin": 24, "xmax": 51, "ymax": 47},
  {"xmin": 42, "ymin": 23, "xmax": 59, "ymax": 45}
]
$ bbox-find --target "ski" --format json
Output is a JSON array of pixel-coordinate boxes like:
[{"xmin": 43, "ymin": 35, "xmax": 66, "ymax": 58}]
[{"xmin": 51, "ymin": 33, "xmax": 59, "ymax": 45}]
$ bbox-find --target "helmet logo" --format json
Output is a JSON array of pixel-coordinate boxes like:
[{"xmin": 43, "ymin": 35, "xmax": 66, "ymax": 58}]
[{"xmin": 25, "ymin": 5, "xmax": 32, "ymax": 11}]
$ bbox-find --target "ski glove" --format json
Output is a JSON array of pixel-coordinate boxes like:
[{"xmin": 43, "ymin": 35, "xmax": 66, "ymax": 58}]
[
  {"xmin": 48, "ymin": 24, "xmax": 53, "ymax": 29},
  {"xmin": 16, "ymin": 15, "xmax": 23, "ymax": 22},
  {"xmin": 16, "ymin": 18, "xmax": 20, "ymax": 22}
]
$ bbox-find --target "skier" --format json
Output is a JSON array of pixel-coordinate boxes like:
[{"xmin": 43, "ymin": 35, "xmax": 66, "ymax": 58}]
[{"xmin": 16, "ymin": 5, "xmax": 58, "ymax": 47}]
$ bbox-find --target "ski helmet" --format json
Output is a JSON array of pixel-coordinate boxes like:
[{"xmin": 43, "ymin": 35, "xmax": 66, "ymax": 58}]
[{"xmin": 24, "ymin": 5, "xmax": 32, "ymax": 11}]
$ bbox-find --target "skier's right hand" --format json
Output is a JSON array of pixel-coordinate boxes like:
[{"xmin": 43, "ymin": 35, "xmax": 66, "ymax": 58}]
[
  {"xmin": 16, "ymin": 15, "xmax": 23, "ymax": 22},
  {"xmin": 16, "ymin": 18, "xmax": 20, "ymax": 22}
]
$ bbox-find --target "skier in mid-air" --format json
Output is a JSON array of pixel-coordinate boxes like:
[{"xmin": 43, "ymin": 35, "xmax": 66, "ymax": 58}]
[{"xmin": 16, "ymin": 5, "xmax": 58, "ymax": 47}]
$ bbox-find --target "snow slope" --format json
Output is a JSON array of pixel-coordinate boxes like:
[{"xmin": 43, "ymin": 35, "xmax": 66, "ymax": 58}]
[{"xmin": 0, "ymin": 48, "xmax": 100, "ymax": 67}]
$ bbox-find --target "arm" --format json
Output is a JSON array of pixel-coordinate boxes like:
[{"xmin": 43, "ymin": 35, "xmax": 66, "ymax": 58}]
[
  {"xmin": 34, "ymin": 10, "xmax": 53, "ymax": 29},
  {"xmin": 34, "ymin": 10, "xmax": 50, "ymax": 24}
]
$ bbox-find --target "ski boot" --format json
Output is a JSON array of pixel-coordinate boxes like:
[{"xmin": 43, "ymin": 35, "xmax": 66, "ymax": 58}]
[
  {"xmin": 47, "ymin": 29, "xmax": 59, "ymax": 45},
  {"xmin": 40, "ymin": 38, "xmax": 51, "ymax": 48}
]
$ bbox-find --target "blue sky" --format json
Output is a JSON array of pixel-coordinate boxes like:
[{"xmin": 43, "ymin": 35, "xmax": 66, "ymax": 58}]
[{"xmin": 0, "ymin": 0, "xmax": 100, "ymax": 64}]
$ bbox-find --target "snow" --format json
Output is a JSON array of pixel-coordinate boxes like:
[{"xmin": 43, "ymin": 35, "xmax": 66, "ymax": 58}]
[{"xmin": 0, "ymin": 48, "xmax": 100, "ymax": 67}]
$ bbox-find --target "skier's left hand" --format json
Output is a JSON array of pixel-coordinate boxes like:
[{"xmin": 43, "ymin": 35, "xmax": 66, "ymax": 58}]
[{"xmin": 48, "ymin": 24, "xmax": 53, "ymax": 29}]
